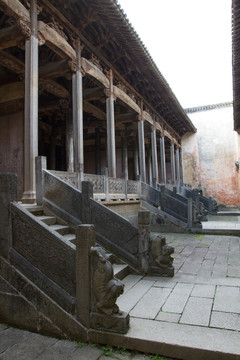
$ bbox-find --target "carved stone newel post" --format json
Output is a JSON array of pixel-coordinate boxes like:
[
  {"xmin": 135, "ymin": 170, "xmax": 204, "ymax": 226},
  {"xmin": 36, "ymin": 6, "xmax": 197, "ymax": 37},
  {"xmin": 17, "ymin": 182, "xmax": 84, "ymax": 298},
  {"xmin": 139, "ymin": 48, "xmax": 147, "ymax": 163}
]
[{"xmin": 22, "ymin": 0, "xmax": 38, "ymax": 203}]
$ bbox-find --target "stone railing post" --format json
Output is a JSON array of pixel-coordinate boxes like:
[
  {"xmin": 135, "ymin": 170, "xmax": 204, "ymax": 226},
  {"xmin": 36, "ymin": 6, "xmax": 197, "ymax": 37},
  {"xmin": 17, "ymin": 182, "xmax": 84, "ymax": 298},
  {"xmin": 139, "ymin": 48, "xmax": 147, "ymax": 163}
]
[
  {"xmin": 138, "ymin": 210, "xmax": 151, "ymax": 274},
  {"xmin": 0, "ymin": 174, "xmax": 18, "ymax": 259},
  {"xmin": 35, "ymin": 156, "xmax": 47, "ymax": 206},
  {"xmin": 81, "ymin": 181, "xmax": 93, "ymax": 224},
  {"xmin": 75, "ymin": 224, "xmax": 95, "ymax": 328}
]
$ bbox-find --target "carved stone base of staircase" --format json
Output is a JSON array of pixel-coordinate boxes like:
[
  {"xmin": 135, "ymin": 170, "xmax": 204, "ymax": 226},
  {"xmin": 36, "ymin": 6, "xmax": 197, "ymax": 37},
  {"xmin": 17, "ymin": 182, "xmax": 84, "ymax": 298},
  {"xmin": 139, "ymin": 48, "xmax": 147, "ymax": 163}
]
[
  {"xmin": 149, "ymin": 265, "xmax": 174, "ymax": 277},
  {"xmin": 90, "ymin": 311, "xmax": 130, "ymax": 334}
]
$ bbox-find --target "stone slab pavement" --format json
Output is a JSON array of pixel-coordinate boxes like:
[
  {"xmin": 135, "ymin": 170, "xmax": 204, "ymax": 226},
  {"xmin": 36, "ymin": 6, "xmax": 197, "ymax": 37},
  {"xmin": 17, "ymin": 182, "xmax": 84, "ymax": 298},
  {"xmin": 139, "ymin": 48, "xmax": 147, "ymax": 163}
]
[
  {"xmin": 1, "ymin": 233, "xmax": 240, "ymax": 360},
  {"xmin": 115, "ymin": 233, "xmax": 240, "ymax": 359}
]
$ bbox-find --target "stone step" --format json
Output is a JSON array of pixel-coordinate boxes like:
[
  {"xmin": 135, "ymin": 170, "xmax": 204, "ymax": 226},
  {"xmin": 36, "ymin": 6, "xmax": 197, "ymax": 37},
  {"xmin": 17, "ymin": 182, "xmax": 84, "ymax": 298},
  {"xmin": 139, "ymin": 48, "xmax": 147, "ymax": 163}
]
[
  {"xmin": 23, "ymin": 205, "xmax": 44, "ymax": 216},
  {"xmin": 36, "ymin": 215, "xmax": 57, "ymax": 226},
  {"xmin": 63, "ymin": 233, "xmax": 76, "ymax": 243},
  {"xmin": 113, "ymin": 264, "xmax": 130, "ymax": 280},
  {"xmin": 49, "ymin": 224, "xmax": 72, "ymax": 236}
]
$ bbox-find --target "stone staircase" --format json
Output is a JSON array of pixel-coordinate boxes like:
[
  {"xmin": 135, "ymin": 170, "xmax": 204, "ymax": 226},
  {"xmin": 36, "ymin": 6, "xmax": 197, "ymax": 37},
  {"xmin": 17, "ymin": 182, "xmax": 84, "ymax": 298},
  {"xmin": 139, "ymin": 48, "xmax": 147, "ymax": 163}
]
[{"xmin": 20, "ymin": 203, "xmax": 130, "ymax": 280}]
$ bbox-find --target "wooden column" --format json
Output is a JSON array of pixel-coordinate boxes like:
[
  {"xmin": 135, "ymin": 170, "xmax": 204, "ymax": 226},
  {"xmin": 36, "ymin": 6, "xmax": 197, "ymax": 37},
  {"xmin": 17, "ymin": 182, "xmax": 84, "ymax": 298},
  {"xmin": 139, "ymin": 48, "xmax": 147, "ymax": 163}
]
[
  {"xmin": 134, "ymin": 139, "xmax": 139, "ymax": 180},
  {"xmin": 176, "ymin": 147, "xmax": 181, "ymax": 189},
  {"xmin": 170, "ymin": 142, "xmax": 176, "ymax": 184},
  {"xmin": 160, "ymin": 135, "xmax": 166, "ymax": 184},
  {"xmin": 95, "ymin": 128, "xmax": 101, "ymax": 175},
  {"xmin": 72, "ymin": 38, "xmax": 84, "ymax": 180},
  {"xmin": 138, "ymin": 103, "xmax": 146, "ymax": 183},
  {"xmin": 66, "ymin": 108, "xmax": 74, "ymax": 172},
  {"xmin": 106, "ymin": 70, "xmax": 116, "ymax": 178},
  {"xmin": 138, "ymin": 120, "xmax": 146, "ymax": 183},
  {"xmin": 151, "ymin": 126, "xmax": 158, "ymax": 187},
  {"xmin": 22, "ymin": 0, "xmax": 38, "ymax": 203},
  {"xmin": 148, "ymin": 147, "xmax": 152, "ymax": 185},
  {"xmin": 122, "ymin": 128, "xmax": 128, "ymax": 180}
]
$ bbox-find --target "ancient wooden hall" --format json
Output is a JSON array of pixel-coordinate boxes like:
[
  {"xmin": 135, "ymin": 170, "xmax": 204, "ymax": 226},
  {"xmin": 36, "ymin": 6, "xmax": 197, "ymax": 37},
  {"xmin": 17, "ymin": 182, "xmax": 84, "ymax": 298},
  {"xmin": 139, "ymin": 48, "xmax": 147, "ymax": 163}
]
[{"xmin": 0, "ymin": 0, "xmax": 196, "ymax": 203}]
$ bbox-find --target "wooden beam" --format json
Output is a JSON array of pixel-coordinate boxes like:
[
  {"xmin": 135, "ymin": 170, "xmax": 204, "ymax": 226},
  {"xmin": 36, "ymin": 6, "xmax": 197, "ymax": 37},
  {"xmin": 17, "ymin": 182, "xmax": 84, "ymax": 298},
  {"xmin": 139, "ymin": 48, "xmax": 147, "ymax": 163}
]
[
  {"xmin": 0, "ymin": 50, "xmax": 24, "ymax": 73},
  {"xmin": 39, "ymin": 60, "xmax": 69, "ymax": 78},
  {"xmin": 38, "ymin": 20, "xmax": 76, "ymax": 61},
  {"xmin": 83, "ymin": 101, "xmax": 106, "ymax": 121},
  {"xmin": 83, "ymin": 87, "xmax": 104, "ymax": 101},
  {"xmin": 82, "ymin": 57, "xmax": 109, "ymax": 88},
  {"xmin": 39, "ymin": 79, "xmax": 69, "ymax": 98},
  {"xmin": 0, "ymin": 25, "xmax": 24, "ymax": 50},
  {"xmin": 115, "ymin": 112, "xmax": 137, "ymax": 123},
  {"xmin": 143, "ymin": 110, "xmax": 153, "ymax": 125},
  {"xmin": 0, "ymin": 82, "xmax": 24, "ymax": 103},
  {"xmin": 0, "ymin": 0, "xmax": 30, "ymax": 24},
  {"xmin": 113, "ymin": 85, "xmax": 140, "ymax": 114}
]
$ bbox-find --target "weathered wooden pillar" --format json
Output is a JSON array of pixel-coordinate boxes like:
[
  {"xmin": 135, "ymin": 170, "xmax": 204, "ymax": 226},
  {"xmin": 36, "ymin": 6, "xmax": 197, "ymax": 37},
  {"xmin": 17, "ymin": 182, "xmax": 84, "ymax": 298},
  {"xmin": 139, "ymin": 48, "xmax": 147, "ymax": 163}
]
[
  {"xmin": 170, "ymin": 142, "xmax": 176, "ymax": 184},
  {"xmin": 179, "ymin": 148, "xmax": 183, "ymax": 183},
  {"xmin": 151, "ymin": 126, "xmax": 158, "ymax": 187},
  {"xmin": 176, "ymin": 146, "xmax": 181, "ymax": 190},
  {"xmin": 66, "ymin": 108, "xmax": 74, "ymax": 172},
  {"xmin": 22, "ymin": 0, "xmax": 38, "ymax": 203},
  {"xmin": 138, "ymin": 104, "xmax": 146, "ymax": 183},
  {"xmin": 147, "ymin": 147, "xmax": 152, "ymax": 185},
  {"xmin": 134, "ymin": 140, "xmax": 139, "ymax": 180},
  {"xmin": 72, "ymin": 38, "xmax": 84, "ymax": 180},
  {"xmin": 160, "ymin": 135, "xmax": 166, "ymax": 184},
  {"xmin": 122, "ymin": 128, "xmax": 128, "ymax": 180},
  {"xmin": 105, "ymin": 70, "xmax": 116, "ymax": 178},
  {"xmin": 95, "ymin": 128, "xmax": 101, "ymax": 175}
]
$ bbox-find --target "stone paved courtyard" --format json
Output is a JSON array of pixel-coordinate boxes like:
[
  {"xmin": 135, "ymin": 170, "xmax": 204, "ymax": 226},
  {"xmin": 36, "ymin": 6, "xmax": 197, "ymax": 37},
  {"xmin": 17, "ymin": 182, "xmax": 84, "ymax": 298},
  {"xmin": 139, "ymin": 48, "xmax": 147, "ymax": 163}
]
[
  {"xmin": 117, "ymin": 233, "xmax": 240, "ymax": 332},
  {"xmin": 1, "ymin": 233, "xmax": 240, "ymax": 359}
]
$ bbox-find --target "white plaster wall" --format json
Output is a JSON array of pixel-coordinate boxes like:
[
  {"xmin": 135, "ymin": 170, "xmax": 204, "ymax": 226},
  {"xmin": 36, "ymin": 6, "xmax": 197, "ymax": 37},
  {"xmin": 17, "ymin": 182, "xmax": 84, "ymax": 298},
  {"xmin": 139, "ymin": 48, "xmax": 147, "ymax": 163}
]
[{"xmin": 182, "ymin": 106, "xmax": 240, "ymax": 205}]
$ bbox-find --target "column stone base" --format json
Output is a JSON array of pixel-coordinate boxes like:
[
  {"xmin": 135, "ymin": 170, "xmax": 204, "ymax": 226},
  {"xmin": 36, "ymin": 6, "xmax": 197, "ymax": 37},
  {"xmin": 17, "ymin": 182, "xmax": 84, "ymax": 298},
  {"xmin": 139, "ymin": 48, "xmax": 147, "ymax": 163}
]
[{"xmin": 21, "ymin": 191, "xmax": 36, "ymax": 204}]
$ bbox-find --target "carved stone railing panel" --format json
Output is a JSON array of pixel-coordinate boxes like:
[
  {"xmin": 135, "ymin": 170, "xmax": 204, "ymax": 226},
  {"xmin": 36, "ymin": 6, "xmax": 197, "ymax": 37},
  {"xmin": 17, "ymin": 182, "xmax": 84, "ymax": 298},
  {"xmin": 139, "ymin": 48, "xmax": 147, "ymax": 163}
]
[
  {"xmin": 141, "ymin": 182, "xmax": 160, "ymax": 207},
  {"xmin": 43, "ymin": 170, "xmax": 83, "ymax": 222},
  {"xmin": 108, "ymin": 177, "xmax": 125, "ymax": 194},
  {"xmin": 11, "ymin": 202, "xmax": 76, "ymax": 300},
  {"xmin": 49, "ymin": 170, "xmax": 79, "ymax": 189},
  {"xmin": 84, "ymin": 174, "xmax": 104, "ymax": 193},
  {"xmin": 127, "ymin": 180, "xmax": 140, "ymax": 195},
  {"xmin": 90, "ymin": 199, "xmax": 139, "ymax": 268}
]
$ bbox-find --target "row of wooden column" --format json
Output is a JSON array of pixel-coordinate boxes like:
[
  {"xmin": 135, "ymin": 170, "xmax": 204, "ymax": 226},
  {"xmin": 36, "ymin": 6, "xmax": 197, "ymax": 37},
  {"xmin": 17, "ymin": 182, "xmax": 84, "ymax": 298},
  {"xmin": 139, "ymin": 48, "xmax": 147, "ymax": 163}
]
[{"xmin": 21, "ymin": 0, "xmax": 182, "ymax": 203}]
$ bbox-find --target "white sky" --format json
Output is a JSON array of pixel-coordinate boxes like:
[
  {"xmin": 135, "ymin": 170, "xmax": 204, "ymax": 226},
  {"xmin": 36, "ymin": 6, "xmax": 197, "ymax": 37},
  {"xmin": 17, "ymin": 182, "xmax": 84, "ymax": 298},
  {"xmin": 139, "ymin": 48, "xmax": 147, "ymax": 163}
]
[{"xmin": 117, "ymin": 0, "xmax": 233, "ymax": 109}]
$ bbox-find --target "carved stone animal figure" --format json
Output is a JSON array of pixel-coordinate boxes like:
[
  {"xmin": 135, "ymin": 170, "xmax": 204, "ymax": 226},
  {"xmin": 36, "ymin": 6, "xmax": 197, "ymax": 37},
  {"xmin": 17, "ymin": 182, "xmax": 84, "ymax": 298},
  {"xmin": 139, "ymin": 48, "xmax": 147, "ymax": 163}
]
[
  {"xmin": 92, "ymin": 247, "xmax": 124, "ymax": 315},
  {"xmin": 150, "ymin": 235, "xmax": 174, "ymax": 268}
]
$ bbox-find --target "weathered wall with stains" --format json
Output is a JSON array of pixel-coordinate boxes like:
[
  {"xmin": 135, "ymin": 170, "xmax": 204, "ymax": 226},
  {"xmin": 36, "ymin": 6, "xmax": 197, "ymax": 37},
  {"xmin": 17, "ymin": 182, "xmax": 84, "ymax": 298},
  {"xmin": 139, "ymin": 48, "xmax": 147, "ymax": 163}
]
[
  {"xmin": 182, "ymin": 106, "xmax": 240, "ymax": 206},
  {"xmin": 0, "ymin": 112, "xmax": 24, "ymax": 200}
]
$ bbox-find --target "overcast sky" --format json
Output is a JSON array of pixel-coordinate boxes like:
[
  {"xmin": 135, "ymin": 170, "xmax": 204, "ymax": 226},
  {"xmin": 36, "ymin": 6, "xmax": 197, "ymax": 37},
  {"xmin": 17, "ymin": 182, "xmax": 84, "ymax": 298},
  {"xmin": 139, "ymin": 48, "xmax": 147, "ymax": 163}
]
[{"xmin": 117, "ymin": 0, "xmax": 232, "ymax": 109}]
